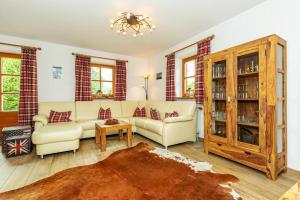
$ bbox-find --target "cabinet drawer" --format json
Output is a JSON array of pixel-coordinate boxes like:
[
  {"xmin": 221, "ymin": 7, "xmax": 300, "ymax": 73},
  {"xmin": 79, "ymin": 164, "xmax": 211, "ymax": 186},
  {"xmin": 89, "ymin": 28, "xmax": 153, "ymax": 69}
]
[{"xmin": 208, "ymin": 141, "xmax": 267, "ymax": 172}]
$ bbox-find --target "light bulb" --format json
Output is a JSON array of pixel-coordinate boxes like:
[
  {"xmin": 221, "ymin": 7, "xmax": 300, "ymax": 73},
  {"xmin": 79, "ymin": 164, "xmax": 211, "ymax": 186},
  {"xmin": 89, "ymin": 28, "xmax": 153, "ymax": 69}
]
[
  {"xmin": 117, "ymin": 30, "xmax": 120, "ymax": 33},
  {"xmin": 150, "ymin": 29, "xmax": 153, "ymax": 32},
  {"xmin": 140, "ymin": 32, "xmax": 144, "ymax": 36},
  {"xmin": 117, "ymin": 12, "xmax": 121, "ymax": 16},
  {"xmin": 110, "ymin": 24, "xmax": 114, "ymax": 28},
  {"xmin": 118, "ymin": 20, "xmax": 121, "ymax": 24},
  {"xmin": 133, "ymin": 34, "xmax": 137, "ymax": 37},
  {"xmin": 152, "ymin": 25, "xmax": 156, "ymax": 29},
  {"xmin": 124, "ymin": 27, "xmax": 127, "ymax": 30},
  {"xmin": 149, "ymin": 17, "xmax": 153, "ymax": 21},
  {"xmin": 143, "ymin": 24, "xmax": 146, "ymax": 28},
  {"xmin": 123, "ymin": 31, "xmax": 126, "ymax": 35},
  {"xmin": 126, "ymin": 13, "xmax": 130, "ymax": 19},
  {"xmin": 110, "ymin": 19, "xmax": 114, "ymax": 23}
]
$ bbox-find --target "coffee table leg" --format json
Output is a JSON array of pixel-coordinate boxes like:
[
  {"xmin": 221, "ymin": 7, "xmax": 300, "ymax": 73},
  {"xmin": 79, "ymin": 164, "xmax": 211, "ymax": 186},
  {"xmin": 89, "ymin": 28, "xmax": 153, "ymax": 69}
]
[
  {"xmin": 118, "ymin": 129, "xmax": 123, "ymax": 140},
  {"xmin": 127, "ymin": 127, "xmax": 132, "ymax": 147},
  {"xmin": 95, "ymin": 127, "xmax": 100, "ymax": 144},
  {"xmin": 100, "ymin": 128, "xmax": 106, "ymax": 152}
]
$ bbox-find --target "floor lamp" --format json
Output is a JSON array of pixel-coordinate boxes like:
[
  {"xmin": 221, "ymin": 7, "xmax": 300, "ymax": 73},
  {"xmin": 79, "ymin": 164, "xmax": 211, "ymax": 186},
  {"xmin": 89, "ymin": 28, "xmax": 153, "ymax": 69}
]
[{"xmin": 142, "ymin": 75, "xmax": 150, "ymax": 100}]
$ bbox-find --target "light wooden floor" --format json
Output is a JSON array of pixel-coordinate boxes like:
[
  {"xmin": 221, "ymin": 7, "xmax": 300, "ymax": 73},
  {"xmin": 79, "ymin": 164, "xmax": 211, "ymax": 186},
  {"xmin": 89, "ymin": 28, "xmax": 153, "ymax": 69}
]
[{"xmin": 0, "ymin": 134, "xmax": 299, "ymax": 200}]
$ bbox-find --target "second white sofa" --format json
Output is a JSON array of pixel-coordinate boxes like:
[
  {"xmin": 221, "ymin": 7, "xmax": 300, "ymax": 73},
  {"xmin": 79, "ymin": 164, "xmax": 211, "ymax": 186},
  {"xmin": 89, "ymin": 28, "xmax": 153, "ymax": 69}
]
[{"xmin": 32, "ymin": 100, "xmax": 197, "ymax": 157}]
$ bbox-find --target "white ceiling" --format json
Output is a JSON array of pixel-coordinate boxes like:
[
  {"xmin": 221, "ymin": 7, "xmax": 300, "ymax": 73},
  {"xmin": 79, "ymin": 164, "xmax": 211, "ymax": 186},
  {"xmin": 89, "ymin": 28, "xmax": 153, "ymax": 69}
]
[{"xmin": 0, "ymin": 0, "xmax": 266, "ymax": 58}]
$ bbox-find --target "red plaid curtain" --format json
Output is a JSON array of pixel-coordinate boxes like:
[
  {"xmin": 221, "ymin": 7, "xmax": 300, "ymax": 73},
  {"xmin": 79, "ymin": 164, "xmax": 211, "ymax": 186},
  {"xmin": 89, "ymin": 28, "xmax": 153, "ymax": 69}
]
[
  {"xmin": 166, "ymin": 53, "xmax": 176, "ymax": 101},
  {"xmin": 75, "ymin": 55, "xmax": 92, "ymax": 101},
  {"xmin": 18, "ymin": 48, "xmax": 38, "ymax": 127},
  {"xmin": 195, "ymin": 39, "xmax": 211, "ymax": 104},
  {"xmin": 114, "ymin": 60, "xmax": 126, "ymax": 101}
]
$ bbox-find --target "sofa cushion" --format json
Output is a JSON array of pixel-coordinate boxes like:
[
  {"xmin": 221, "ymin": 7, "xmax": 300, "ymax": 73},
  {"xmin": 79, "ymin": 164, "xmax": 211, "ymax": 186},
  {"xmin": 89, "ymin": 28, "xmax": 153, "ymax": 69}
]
[
  {"xmin": 165, "ymin": 111, "xmax": 179, "ymax": 118},
  {"xmin": 48, "ymin": 110, "xmax": 72, "ymax": 123},
  {"xmin": 32, "ymin": 123, "xmax": 82, "ymax": 145},
  {"xmin": 133, "ymin": 107, "xmax": 146, "ymax": 117},
  {"xmin": 144, "ymin": 119, "xmax": 163, "ymax": 135},
  {"xmin": 150, "ymin": 108, "xmax": 160, "ymax": 120},
  {"xmin": 98, "ymin": 101, "xmax": 122, "ymax": 118},
  {"xmin": 98, "ymin": 108, "xmax": 111, "ymax": 120},
  {"xmin": 39, "ymin": 102, "xmax": 76, "ymax": 121}
]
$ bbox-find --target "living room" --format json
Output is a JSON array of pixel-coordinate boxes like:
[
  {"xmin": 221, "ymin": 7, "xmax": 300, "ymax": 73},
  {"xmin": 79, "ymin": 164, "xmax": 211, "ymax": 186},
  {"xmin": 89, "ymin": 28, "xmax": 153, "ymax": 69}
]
[{"xmin": 0, "ymin": 0, "xmax": 299, "ymax": 199}]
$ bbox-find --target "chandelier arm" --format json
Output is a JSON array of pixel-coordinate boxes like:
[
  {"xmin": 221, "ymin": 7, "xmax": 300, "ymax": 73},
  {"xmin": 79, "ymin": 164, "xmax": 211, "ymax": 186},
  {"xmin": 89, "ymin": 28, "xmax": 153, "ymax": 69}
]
[{"xmin": 139, "ymin": 19, "xmax": 152, "ymax": 29}]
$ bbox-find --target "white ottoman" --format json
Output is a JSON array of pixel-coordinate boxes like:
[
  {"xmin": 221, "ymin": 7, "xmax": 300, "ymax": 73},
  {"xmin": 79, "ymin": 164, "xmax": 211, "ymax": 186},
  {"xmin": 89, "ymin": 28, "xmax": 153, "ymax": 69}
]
[{"xmin": 32, "ymin": 123, "xmax": 82, "ymax": 158}]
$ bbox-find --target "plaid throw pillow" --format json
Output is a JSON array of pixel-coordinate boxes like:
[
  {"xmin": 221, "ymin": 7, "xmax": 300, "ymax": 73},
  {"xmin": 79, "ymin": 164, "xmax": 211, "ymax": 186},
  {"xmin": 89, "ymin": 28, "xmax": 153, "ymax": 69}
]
[
  {"xmin": 98, "ymin": 108, "xmax": 112, "ymax": 120},
  {"xmin": 165, "ymin": 111, "xmax": 179, "ymax": 118},
  {"xmin": 150, "ymin": 108, "xmax": 160, "ymax": 120},
  {"xmin": 48, "ymin": 110, "xmax": 72, "ymax": 123},
  {"xmin": 133, "ymin": 107, "xmax": 146, "ymax": 117}
]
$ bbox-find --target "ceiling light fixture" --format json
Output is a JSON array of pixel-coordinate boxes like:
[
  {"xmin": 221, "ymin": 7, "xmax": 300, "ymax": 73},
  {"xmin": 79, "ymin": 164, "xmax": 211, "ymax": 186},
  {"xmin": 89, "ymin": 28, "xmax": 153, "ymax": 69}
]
[{"xmin": 110, "ymin": 12, "xmax": 155, "ymax": 37}]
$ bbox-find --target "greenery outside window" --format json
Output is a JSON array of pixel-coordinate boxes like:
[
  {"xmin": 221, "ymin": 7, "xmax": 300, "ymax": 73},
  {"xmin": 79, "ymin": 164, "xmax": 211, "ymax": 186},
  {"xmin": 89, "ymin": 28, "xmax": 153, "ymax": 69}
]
[
  {"xmin": 0, "ymin": 53, "xmax": 21, "ymax": 112},
  {"xmin": 182, "ymin": 55, "xmax": 196, "ymax": 98},
  {"xmin": 91, "ymin": 64, "xmax": 115, "ymax": 99}
]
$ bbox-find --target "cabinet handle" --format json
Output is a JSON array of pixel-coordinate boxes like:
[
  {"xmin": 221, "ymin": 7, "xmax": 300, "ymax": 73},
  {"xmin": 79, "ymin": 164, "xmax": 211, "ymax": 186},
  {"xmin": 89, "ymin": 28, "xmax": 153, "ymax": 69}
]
[
  {"xmin": 217, "ymin": 143, "xmax": 222, "ymax": 146},
  {"xmin": 227, "ymin": 96, "xmax": 231, "ymax": 103},
  {"xmin": 245, "ymin": 151, "xmax": 251, "ymax": 155}
]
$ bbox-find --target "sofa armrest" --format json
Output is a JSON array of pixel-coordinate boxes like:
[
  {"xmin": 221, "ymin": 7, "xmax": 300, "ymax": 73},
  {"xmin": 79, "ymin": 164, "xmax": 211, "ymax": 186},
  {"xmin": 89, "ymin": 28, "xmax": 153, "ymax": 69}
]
[
  {"xmin": 163, "ymin": 116, "xmax": 193, "ymax": 123},
  {"xmin": 33, "ymin": 114, "xmax": 48, "ymax": 126}
]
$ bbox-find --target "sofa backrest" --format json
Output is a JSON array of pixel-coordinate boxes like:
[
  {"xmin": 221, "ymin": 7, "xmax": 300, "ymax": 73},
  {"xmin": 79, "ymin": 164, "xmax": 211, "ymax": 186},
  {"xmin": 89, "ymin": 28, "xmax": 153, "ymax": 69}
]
[
  {"xmin": 167, "ymin": 101, "xmax": 196, "ymax": 117},
  {"xmin": 75, "ymin": 101, "xmax": 100, "ymax": 121},
  {"xmin": 121, "ymin": 101, "xmax": 139, "ymax": 117},
  {"xmin": 38, "ymin": 101, "xmax": 76, "ymax": 121},
  {"xmin": 38, "ymin": 100, "xmax": 197, "ymax": 121},
  {"xmin": 144, "ymin": 101, "xmax": 172, "ymax": 120}
]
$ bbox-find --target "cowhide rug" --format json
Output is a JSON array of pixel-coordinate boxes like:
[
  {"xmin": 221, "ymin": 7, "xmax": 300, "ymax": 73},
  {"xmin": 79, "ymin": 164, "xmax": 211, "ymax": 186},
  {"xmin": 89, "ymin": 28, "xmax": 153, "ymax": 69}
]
[{"xmin": 0, "ymin": 142, "xmax": 241, "ymax": 200}]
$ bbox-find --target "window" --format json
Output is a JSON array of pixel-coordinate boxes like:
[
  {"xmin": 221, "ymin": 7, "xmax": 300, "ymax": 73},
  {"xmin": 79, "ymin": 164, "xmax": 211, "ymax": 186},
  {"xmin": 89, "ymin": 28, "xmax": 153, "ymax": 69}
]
[
  {"xmin": 182, "ymin": 55, "xmax": 196, "ymax": 97},
  {"xmin": 0, "ymin": 53, "xmax": 21, "ymax": 112},
  {"xmin": 91, "ymin": 64, "xmax": 115, "ymax": 98}
]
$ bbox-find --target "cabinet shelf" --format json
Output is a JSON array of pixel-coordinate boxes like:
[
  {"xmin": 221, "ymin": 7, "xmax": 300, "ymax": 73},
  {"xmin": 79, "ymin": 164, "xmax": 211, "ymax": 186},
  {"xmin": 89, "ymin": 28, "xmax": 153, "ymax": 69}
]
[
  {"xmin": 238, "ymin": 72, "xmax": 259, "ymax": 78},
  {"xmin": 238, "ymin": 98, "xmax": 258, "ymax": 101},
  {"xmin": 214, "ymin": 119, "xmax": 226, "ymax": 123},
  {"xmin": 238, "ymin": 122, "xmax": 259, "ymax": 127},
  {"xmin": 212, "ymin": 76, "xmax": 226, "ymax": 80}
]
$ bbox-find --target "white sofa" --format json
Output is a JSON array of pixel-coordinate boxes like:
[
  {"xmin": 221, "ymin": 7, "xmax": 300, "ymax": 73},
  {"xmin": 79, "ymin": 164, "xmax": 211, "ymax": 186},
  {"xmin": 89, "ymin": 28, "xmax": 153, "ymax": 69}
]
[{"xmin": 32, "ymin": 100, "xmax": 197, "ymax": 157}]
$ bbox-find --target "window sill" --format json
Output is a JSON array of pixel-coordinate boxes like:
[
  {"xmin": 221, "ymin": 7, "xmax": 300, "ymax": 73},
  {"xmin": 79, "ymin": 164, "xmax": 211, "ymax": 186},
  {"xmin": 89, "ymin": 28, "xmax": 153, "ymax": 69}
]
[
  {"xmin": 93, "ymin": 97, "xmax": 114, "ymax": 100},
  {"xmin": 176, "ymin": 97, "xmax": 195, "ymax": 100}
]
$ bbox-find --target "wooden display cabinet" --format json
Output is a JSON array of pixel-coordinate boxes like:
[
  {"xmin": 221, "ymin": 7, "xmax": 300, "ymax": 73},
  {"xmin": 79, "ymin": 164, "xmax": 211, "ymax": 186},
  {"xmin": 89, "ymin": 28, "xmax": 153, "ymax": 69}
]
[{"xmin": 204, "ymin": 35, "xmax": 287, "ymax": 180}]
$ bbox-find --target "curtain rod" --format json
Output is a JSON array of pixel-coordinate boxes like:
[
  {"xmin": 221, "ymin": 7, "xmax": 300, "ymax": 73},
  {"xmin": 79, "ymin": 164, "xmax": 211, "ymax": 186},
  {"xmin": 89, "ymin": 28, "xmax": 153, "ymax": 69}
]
[
  {"xmin": 165, "ymin": 34, "xmax": 215, "ymax": 57},
  {"xmin": 0, "ymin": 42, "xmax": 42, "ymax": 50},
  {"xmin": 72, "ymin": 52, "xmax": 128, "ymax": 63}
]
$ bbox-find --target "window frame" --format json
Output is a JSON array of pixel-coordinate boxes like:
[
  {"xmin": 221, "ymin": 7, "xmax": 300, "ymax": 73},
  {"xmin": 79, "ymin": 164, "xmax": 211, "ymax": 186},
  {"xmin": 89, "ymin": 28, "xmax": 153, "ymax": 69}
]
[
  {"xmin": 0, "ymin": 52, "xmax": 21, "ymax": 112},
  {"xmin": 182, "ymin": 55, "xmax": 197, "ymax": 98},
  {"xmin": 91, "ymin": 63, "xmax": 115, "ymax": 99}
]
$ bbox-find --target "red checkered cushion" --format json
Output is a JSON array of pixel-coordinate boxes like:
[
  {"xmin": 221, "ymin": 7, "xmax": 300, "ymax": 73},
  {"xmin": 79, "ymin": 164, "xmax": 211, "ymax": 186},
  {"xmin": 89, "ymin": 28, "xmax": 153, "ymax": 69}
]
[
  {"xmin": 133, "ymin": 107, "xmax": 146, "ymax": 117},
  {"xmin": 48, "ymin": 110, "xmax": 72, "ymax": 123},
  {"xmin": 165, "ymin": 111, "xmax": 179, "ymax": 118},
  {"xmin": 150, "ymin": 108, "xmax": 160, "ymax": 120},
  {"xmin": 98, "ymin": 108, "xmax": 112, "ymax": 120}
]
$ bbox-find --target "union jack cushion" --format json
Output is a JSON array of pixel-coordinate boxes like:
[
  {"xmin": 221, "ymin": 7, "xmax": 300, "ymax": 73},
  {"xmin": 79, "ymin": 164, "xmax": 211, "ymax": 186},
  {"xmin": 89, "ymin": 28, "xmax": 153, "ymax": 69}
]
[
  {"xmin": 6, "ymin": 136, "xmax": 31, "ymax": 157},
  {"xmin": 133, "ymin": 107, "xmax": 146, "ymax": 117},
  {"xmin": 98, "ymin": 108, "xmax": 112, "ymax": 120},
  {"xmin": 48, "ymin": 110, "xmax": 72, "ymax": 123},
  {"xmin": 150, "ymin": 108, "xmax": 160, "ymax": 120},
  {"xmin": 165, "ymin": 111, "xmax": 179, "ymax": 118}
]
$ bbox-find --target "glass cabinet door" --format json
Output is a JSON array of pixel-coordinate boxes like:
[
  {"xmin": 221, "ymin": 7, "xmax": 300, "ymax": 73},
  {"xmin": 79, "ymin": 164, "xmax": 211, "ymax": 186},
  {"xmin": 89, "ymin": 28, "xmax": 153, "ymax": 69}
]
[
  {"xmin": 236, "ymin": 51, "xmax": 260, "ymax": 146},
  {"xmin": 211, "ymin": 59, "xmax": 227, "ymax": 139}
]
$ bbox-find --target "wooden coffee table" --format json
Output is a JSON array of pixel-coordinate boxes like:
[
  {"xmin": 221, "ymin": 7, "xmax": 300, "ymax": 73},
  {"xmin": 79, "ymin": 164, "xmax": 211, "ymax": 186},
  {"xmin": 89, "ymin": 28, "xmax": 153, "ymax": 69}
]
[{"xmin": 95, "ymin": 121, "xmax": 132, "ymax": 152}]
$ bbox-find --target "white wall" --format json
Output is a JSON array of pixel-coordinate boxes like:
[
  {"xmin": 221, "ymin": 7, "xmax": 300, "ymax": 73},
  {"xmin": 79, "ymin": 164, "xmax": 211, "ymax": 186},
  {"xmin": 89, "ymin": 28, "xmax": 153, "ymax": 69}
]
[
  {"xmin": 148, "ymin": 0, "xmax": 300, "ymax": 171},
  {"xmin": 0, "ymin": 34, "xmax": 149, "ymax": 102}
]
